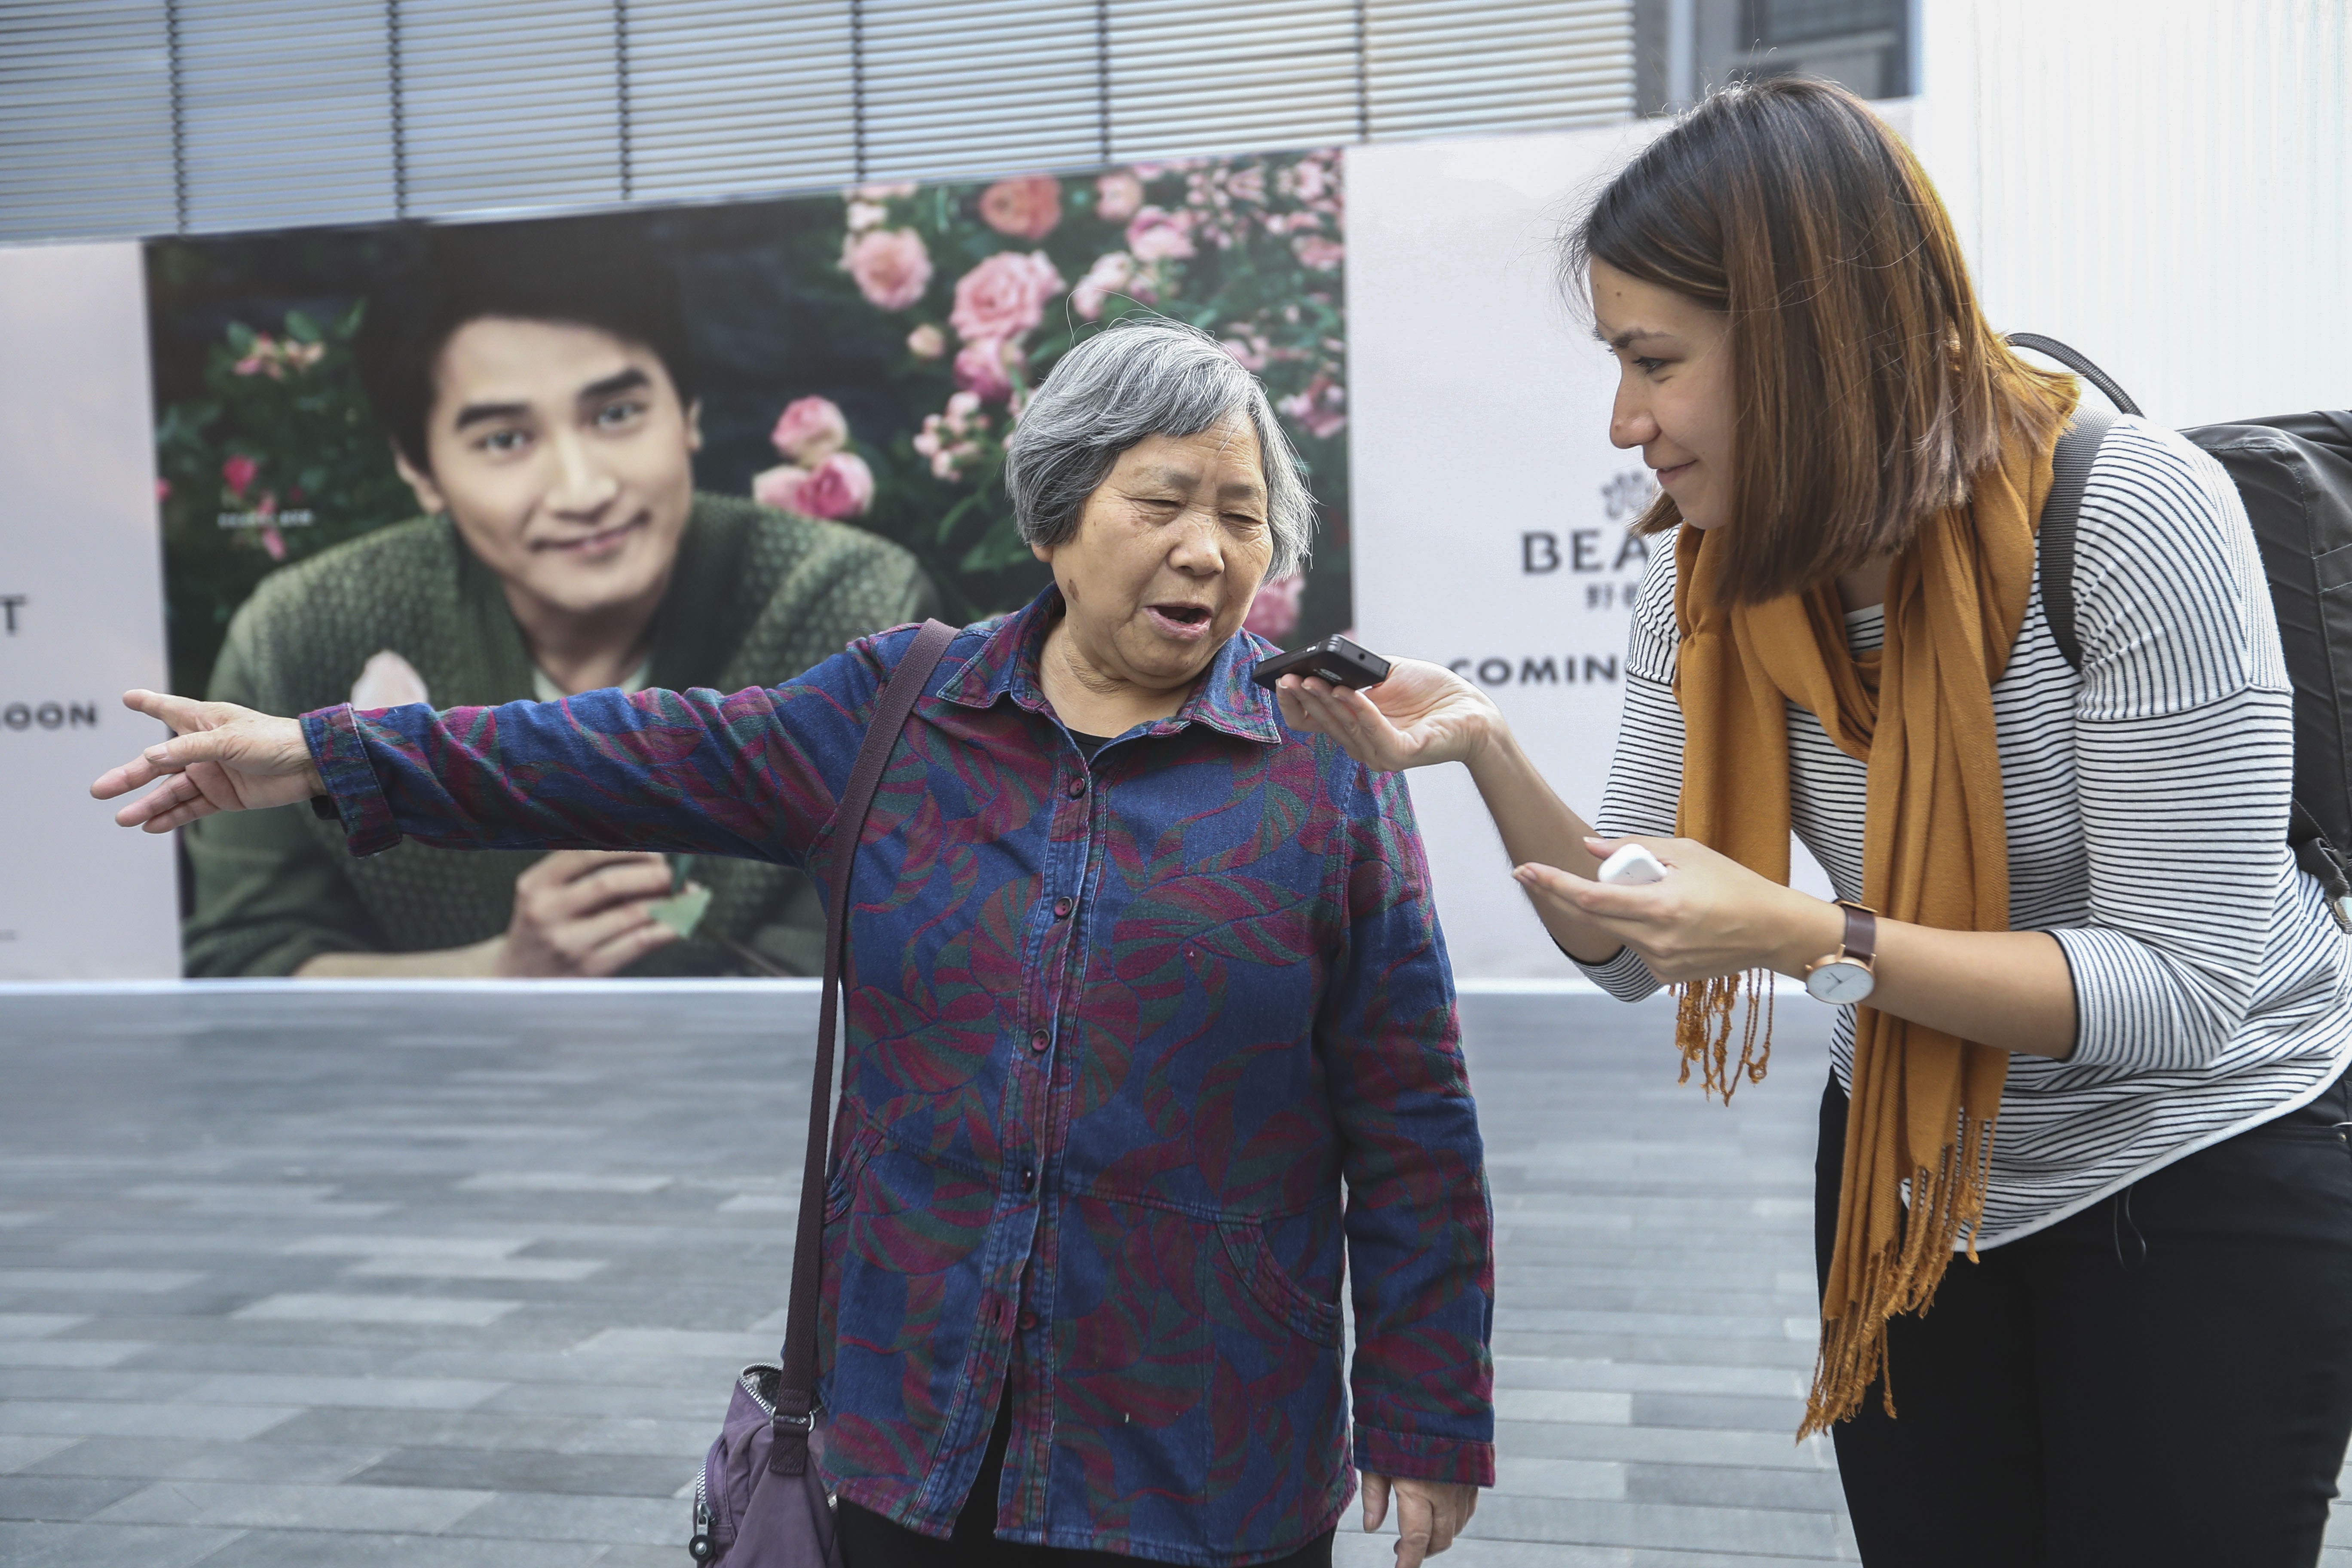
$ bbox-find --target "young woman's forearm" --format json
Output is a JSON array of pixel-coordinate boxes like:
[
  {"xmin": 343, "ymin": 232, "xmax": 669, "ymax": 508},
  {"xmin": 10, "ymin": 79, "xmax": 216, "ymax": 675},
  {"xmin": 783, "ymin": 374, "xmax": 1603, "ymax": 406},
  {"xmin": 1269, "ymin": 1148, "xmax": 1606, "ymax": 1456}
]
[
  {"xmin": 1767, "ymin": 899, "xmax": 2077, "ymax": 1059},
  {"xmin": 1463, "ymin": 727, "xmax": 1623, "ymax": 964}
]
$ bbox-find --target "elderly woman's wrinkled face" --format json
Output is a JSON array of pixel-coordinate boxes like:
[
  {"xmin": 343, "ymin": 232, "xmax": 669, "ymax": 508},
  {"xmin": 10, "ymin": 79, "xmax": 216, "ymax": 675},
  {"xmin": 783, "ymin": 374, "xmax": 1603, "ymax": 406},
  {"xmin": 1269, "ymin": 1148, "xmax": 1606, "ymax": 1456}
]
[{"xmin": 1035, "ymin": 419, "xmax": 1275, "ymax": 695}]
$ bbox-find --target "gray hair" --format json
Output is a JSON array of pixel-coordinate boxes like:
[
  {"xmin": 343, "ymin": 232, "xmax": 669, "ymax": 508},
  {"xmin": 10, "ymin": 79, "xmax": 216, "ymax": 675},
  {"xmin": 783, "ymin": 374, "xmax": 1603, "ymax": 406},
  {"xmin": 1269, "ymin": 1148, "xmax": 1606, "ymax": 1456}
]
[{"xmin": 1004, "ymin": 317, "xmax": 1314, "ymax": 580}]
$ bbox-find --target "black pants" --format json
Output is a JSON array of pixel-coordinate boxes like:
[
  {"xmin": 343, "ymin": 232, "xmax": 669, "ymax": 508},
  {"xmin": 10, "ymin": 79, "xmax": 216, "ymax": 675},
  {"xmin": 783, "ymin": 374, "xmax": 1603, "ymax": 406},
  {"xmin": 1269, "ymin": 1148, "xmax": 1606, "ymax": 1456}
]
[
  {"xmin": 1816, "ymin": 1069, "xmax": 2352, "ymax": 1566},
  {"xmin": 836, "ymin": 1393, "xmax": 1336, "ymax": 1567}
]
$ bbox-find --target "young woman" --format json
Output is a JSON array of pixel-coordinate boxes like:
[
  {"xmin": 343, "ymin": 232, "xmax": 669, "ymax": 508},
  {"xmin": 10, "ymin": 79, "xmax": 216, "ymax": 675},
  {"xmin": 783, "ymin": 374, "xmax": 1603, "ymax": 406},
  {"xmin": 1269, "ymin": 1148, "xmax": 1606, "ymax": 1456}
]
[{"xmin": 1280, "ymin": 79, "xmax": 2352, "ymax": 1565}]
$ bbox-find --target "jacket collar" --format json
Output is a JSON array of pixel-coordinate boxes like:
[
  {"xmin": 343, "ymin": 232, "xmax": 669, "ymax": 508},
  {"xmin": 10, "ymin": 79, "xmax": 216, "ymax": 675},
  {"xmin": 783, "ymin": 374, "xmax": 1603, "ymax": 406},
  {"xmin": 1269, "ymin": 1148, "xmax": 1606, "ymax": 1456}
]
[{"xmin": 936, "ymin": 584, "xmax": 1285, "ymax": 746}]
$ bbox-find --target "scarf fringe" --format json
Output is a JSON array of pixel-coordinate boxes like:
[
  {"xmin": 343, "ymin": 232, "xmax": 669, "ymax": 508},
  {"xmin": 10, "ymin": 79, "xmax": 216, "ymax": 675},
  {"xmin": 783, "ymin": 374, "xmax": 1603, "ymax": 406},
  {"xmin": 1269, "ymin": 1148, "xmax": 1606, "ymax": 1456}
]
[
  {"xmin": 1672, "ymin": 969, "xmax": 1774, "ymax": 1102},
  {"xmin": 1798, "ymin": 1109, "xmax": 1997, "ymax": 1439}
]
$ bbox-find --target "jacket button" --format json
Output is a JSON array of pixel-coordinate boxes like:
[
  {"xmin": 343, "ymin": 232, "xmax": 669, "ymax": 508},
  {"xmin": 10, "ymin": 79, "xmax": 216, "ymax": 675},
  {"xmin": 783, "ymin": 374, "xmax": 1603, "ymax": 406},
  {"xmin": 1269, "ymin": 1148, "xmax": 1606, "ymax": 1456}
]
[
  {"xmin": 1067, "ymin": 776, "xmax": 1087, "ymax": 798},
  {"xmin": 1020, "ymin": 1165, "xmax": 1036, "ymax": 1191},
  {"xmin": 1019, "ymin": 1311, "xmax": 1038, "ymax": 1332},
  {"xmin": 1052, "ymin": 896, "xmax": 1073, "ymax": 919},
  {"xmin": 1029, "ymin": 1030, "xmax": 1049, "ymax": 1053}
]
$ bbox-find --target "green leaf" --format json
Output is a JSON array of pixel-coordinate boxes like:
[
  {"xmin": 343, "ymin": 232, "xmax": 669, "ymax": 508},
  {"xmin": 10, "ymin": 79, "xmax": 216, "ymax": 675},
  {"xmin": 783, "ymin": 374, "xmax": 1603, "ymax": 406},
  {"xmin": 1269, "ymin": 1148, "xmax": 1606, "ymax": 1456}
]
[
  {"xmin": 284, "ymin": 309, "xmax": 322, "ymax": 344},
  {"xmin": 224, "ymin": 321, "xmax": 256, "ymax": 354}
]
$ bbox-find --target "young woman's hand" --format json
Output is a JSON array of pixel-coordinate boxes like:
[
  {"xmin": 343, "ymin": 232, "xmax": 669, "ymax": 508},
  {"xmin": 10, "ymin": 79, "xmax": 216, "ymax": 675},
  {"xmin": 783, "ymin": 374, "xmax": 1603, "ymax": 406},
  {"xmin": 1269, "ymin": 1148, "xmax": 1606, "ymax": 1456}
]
[
  {"xmin": 1361, "ymin": 1471, "xmax": 1478, "ymax": 1567},
  {"xmin": 89, "ymin": 689, "xmax": 324, "ymax": 833},
  {"xmin": 1275, "ymin": 657, "xmax": 1504, "ymax": 772},
  {"xmin": 1515, "ymin": 835, "xmax": 1841, "ymax": 982}
]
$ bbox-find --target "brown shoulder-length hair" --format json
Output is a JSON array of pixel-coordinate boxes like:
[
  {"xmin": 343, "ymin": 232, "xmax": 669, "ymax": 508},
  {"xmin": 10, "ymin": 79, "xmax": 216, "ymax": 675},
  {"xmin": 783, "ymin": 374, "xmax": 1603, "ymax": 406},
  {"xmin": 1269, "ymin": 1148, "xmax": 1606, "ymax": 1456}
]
[{"xmin": 1566, "ymin": 77, "xmax": 2073, "ymax": 605}]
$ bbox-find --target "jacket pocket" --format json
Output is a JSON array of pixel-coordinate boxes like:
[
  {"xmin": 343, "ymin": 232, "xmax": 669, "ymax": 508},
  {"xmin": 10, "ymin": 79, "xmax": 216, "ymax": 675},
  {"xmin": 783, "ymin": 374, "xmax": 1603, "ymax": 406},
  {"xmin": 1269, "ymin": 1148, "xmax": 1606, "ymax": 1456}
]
[
  {"xmin": 1216, "ymin": 1218, "xmax": 1343, "ymax": 1348},
  {"xmin": 824, "ymin": 1121, "xmax": 885, "ymax": 1222}
]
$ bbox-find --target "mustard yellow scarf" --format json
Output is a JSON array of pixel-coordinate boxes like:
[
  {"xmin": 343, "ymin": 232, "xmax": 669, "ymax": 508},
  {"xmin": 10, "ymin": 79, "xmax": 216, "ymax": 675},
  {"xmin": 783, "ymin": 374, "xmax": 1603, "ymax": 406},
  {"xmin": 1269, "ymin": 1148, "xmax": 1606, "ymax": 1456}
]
[{"xmin": 1669, "ymin": 410, "xmax": 2066, "ymax": 1435}]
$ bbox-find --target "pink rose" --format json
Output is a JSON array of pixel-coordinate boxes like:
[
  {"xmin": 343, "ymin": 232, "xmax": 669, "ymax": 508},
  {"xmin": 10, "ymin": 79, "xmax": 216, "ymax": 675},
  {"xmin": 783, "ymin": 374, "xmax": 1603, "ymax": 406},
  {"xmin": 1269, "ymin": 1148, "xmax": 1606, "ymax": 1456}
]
[
  {"xmin": 751, "ymin": 463, "xmax": 805, "ymax": 512},
  {"xmin": 768, "ymin": 396, "xmax": 848, "ymax": 462},
  {"xmin": 1070, "ymin": 252, "xmax": 1136, "ymax": 321},
  {"xmin": 793, "ymin": 452, "xmax": 874, "ymax": 518},
  {"xmin": 1291, "ymin": 234, "xmax": 1344, "ymax": 272},
  {"xmin": 949, "ymin": 251, "xmax": 1064, "ymax": 346},
  {"xmin": 979, "ymin": 175, "xmax": 1063, "ymax": 240},
  {"xmin": 752, "ymin": 452, "xmax": 875, "ymax": 519},
  {"xmin": 1244, "ymin": 575, "xmax": 1305, "ymax": 642},
  {"xmin": 1278, "ymin": 372, "xmax": 1346, "ymax": 440},
  {"xmin": 841, "ymin": 228, "xmax": 933, "ymax": 311},
  {"xmin": 954, "ymin": 338, "xmax": 1017, "ymax": 402},
  {"xmin": 154, "ymin": 478, "xmax": 171, "ymax": 503},
  {"xmin": 1125, "ymin": 206, "xmax": 1195, "ymax": 262},
  {"xmin": 221, "ymin": 454, "xmax": 258, "ymax": 499},
  {"xmin": 906, "ymin": 323, "xmax": 946, "ymax": 359},
  {"xmin": 1095, "ymin": 171, "xmax": 1144, "ymax": 222}
]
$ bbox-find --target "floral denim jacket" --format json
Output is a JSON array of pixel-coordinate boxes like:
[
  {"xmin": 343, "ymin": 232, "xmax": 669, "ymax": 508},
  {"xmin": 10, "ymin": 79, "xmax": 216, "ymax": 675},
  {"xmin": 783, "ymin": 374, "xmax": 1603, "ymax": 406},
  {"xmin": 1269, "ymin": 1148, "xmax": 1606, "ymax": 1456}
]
[{"xmin": 304, "ymin": 588, "xmax": 1495, "ymax": 1566}]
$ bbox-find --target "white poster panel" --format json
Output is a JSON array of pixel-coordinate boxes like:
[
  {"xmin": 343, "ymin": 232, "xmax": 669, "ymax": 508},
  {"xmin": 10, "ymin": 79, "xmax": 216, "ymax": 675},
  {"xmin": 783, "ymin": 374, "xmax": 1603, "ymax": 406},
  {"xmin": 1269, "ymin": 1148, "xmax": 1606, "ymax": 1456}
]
[
  {"xmin": 0, "ymin": 242, "xmax": 180, "ymax": 979},
  {"xmin": 1344, "ymin": 126, "xmax": 1868, "ymax": 980},
  {"xmin": 1346, "ymin": 127, "xmax": 1669, "ymax": 979}
]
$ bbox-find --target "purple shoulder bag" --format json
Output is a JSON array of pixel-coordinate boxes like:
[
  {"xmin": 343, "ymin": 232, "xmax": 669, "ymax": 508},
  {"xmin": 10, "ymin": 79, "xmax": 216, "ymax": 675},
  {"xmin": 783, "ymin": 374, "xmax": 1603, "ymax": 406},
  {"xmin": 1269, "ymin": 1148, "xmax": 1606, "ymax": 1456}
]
[{"xmin": 688, "ymin": 620, "xmax": 959, "ymax": 1566}]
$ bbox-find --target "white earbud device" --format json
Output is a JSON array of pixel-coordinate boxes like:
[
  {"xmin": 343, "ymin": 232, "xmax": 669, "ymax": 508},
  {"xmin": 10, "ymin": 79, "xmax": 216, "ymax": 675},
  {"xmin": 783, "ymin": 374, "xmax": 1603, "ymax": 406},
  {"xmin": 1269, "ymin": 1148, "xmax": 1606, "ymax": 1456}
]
[{"xmin": 1596, "ymin": 844, "xmax": 1669, "ymax": 887}]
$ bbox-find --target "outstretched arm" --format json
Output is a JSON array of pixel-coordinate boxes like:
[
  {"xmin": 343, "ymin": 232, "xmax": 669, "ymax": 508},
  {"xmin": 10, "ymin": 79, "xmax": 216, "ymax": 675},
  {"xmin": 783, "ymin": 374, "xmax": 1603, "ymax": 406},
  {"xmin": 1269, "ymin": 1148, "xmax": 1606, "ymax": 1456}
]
[{"xmin": 94, "ymin": 661, "xmax": 873, "ymax": 868}]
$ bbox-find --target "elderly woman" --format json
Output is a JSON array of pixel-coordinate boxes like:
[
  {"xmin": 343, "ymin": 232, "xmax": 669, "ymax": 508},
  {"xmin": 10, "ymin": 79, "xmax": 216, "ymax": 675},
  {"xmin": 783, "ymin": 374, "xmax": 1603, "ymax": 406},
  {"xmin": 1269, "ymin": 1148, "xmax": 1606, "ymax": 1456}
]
[{"xmin": 94, "ymin": 318, "xmax": 1494, "ymax": 1568}]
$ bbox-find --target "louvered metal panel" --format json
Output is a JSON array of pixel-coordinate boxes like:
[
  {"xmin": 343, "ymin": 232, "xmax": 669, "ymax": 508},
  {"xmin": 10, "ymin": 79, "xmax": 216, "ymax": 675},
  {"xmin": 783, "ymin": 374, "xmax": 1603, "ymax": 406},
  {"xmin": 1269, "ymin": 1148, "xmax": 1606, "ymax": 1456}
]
[
  {"xmin": 396, "ymin": 0, "xmax": 624, "ymax": 219},
  {"xmin": 861, "ymin": 0, "xmax": 1103, "ymax": 183},
  {"xmin": 176, "ymin": 0, "xmax": 395, "ymax": 233},
  {"xmin": 628, "ymin": 0, "xmax": 857, "ymax": 200},
  {"xmin": 0, "ymin": 0, "xmax": 178, "ymax": 242},
  {"xmin": 1106, "ymin": 1, "xmax": 1362, "ymax": 164},
  {"xmin": 0, "ymin": 1, "xmax": 1642, "ymax": 241},
  {"xmin": 1366, "ymin": 0, "xmax": 1632, "ymax": 137}
]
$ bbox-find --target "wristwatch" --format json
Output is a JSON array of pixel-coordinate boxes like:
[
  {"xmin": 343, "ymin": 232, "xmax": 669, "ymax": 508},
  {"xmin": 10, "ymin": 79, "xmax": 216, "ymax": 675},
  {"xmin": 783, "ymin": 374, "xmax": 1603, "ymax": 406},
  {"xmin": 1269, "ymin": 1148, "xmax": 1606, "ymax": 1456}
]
[{"xmin": 1803, "ymin": 902, "xmax": 1879, "ymax": 1003}]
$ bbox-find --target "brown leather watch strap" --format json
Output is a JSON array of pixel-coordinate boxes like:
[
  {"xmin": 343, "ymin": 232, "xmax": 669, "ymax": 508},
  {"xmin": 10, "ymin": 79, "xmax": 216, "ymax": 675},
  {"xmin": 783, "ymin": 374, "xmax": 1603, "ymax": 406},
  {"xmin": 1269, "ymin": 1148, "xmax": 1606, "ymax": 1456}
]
[{"xmin": 1838, "ymin": 902, "xmax": 1878, "ymax": 967}]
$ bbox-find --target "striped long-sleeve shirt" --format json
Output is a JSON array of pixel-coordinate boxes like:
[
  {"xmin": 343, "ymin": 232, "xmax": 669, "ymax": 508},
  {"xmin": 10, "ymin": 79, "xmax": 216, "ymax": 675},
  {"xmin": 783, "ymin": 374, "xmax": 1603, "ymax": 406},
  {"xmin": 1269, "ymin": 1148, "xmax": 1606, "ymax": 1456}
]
[{"xmin": 1579, "ymin": 418, "xmax": 2352, "ymax": 1245}]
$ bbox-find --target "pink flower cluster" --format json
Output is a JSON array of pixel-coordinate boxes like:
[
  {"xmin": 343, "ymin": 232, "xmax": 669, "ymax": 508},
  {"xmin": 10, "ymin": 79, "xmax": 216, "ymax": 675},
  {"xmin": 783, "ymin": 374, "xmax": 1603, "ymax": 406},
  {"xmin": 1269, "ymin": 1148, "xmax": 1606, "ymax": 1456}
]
[
  {"xmin": 231, "ymin": 334, "xmax": 325, "ymax": 380},
  {"xmin": 1278, "ymin": 371, "xmax": 1346, "ymax": 440},
  {"xmin": 1243, "ymin": 575, "xmax": 1305, "ymax": 641},
  {"xmin": 945, "ymin": 248, "xmax": 1064, "ymax": 405},
  {"xmin": 752, "ymin": 395, "xmax": 875, "ymax": 519},
  {"xmin": 913, "ymin": 391, "xmax": 993, "ymax": 481}
]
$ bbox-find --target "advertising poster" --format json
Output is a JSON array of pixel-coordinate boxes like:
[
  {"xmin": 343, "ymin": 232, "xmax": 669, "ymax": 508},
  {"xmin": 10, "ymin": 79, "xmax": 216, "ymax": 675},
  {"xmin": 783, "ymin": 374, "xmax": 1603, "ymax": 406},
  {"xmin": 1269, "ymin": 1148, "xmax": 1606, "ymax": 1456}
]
[{"xmin": 141, "ymin": 152, "xmax": 1354, "ymax": 980}]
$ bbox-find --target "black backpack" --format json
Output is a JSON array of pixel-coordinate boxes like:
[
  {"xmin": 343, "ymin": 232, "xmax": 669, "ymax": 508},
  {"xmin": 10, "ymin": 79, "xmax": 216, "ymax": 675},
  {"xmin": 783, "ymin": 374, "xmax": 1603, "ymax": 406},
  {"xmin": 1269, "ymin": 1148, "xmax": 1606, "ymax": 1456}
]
[{"xmin": 2011, "ymin": 334, "xmax": 2352, "ymax": 932}]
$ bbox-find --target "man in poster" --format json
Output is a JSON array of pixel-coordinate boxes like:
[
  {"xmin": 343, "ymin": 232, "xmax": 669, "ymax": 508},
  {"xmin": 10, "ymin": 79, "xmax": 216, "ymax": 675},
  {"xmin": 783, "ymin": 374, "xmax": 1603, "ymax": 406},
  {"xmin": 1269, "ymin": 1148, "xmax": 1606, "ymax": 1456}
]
[{"xmin": 183, "ymin": 228, "xmax": 934, "ymax": 977}]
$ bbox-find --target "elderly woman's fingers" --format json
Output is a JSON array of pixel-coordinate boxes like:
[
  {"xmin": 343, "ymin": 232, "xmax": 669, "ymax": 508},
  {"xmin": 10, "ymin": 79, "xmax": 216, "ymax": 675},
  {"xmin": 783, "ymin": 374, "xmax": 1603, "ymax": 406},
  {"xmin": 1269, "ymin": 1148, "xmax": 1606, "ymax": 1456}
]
[
  {"xmin": 1391, "ymin": 1482, "xmax": 1437, "ymax": 1568},
  {"xmin": 110, "ymin": 769, "xmax": 217, "ymax": 832},
  {"xmin": 1361, "ymin": 1470, "xmax": 1391, "ymax": 1534}
]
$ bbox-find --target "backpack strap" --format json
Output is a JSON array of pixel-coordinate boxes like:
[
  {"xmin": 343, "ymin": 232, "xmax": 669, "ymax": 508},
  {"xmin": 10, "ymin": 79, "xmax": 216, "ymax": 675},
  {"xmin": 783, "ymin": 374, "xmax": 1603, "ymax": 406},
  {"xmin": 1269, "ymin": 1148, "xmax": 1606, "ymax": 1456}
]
[
  {"xmin": 2010, "ymin": 333, "xmax": 2139, "ymax": 672},
  {"xmin": 769, "ymin": 618, "xmax": 959, "ymax": 1476},
  {"xmin": 2038, "ymin": 408, "xmax": 2119, "ymax": 672}
]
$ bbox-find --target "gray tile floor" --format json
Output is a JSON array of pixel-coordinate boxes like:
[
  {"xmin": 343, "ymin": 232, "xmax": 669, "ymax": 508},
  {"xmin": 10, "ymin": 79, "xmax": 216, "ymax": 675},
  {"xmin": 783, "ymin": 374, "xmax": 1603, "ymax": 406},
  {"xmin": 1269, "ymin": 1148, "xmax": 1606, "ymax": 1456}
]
[{"xmin": 0, "ymin": 986, "xmax": 2343, "ymax": 1567}]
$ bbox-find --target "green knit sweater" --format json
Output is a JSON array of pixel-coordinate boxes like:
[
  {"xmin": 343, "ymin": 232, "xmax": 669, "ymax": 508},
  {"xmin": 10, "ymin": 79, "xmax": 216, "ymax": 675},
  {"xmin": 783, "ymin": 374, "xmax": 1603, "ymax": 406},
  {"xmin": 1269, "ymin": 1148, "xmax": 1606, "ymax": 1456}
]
[{"xmin": 183, "ymin": 495, "xmax": 936, "ymax": 977}]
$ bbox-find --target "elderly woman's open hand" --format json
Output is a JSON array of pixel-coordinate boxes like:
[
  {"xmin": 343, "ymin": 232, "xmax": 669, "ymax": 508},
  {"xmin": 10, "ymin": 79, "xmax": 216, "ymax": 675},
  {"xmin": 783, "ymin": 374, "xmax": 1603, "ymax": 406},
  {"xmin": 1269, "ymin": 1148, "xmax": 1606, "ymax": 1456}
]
[
  {"xmin": 90, "ymin": 689, "xmax": 322, "ymax": 833},
  {"xmin": 1275, "ymin": 656, "xmax": 1500, "ymax": 773},
  {"xmin": 1514, "ymin": 834, "xmax": 1836, "ymax": 982}
]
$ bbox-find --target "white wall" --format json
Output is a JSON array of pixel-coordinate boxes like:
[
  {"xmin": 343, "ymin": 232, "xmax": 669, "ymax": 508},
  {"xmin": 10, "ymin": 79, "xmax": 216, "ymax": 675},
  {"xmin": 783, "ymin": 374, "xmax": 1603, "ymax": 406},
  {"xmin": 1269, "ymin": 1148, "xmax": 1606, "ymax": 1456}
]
[
  {"xmin": 1911, "ymin": 0, "xmax": 2349, "ymax": 428},
  {"xmin": 0, "ymin": 242, "xmax": 181, "ymax": 979}
]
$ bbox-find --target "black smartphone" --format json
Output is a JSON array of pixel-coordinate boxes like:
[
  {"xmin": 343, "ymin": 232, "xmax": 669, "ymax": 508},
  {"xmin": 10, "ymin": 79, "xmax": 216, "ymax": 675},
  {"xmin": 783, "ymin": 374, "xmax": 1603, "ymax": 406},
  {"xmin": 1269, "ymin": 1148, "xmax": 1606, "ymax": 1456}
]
[{"xmin": 1250, "ymin": 634, "xmax": 1392, "ymax": 691}]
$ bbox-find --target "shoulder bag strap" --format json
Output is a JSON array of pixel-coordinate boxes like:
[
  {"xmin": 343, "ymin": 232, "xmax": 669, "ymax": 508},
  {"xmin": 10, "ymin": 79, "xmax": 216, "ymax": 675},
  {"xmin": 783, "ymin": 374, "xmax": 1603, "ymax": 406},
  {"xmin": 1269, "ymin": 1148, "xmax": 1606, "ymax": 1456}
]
[{"xmin": 770, "ymin": 618, "xmax": 959, "ymax": 1476}]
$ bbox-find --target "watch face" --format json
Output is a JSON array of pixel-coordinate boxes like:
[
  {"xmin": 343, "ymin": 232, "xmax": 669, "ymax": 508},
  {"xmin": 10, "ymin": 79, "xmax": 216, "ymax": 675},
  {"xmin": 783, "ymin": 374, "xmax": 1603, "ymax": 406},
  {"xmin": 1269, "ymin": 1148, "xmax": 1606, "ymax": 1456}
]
[{"xmin": 1806, "ymin": 960, "xmax": 1875, "ymax": 1004}]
